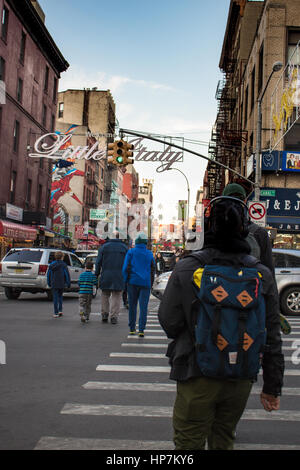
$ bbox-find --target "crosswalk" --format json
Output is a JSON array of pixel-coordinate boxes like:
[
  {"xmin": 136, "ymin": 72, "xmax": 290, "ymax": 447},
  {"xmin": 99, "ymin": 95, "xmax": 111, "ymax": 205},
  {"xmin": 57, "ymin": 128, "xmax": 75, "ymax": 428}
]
[{"xmin": 34, "ymin": 304, "xmax": 300, "ymax": 450}]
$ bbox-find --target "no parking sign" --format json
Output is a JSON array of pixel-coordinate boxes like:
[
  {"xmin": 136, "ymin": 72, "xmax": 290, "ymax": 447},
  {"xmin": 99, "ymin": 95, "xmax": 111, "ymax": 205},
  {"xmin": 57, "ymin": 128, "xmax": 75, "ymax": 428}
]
[{"xmin": 247, "ymin": 201, "xmax": 266, "ymax": 227}]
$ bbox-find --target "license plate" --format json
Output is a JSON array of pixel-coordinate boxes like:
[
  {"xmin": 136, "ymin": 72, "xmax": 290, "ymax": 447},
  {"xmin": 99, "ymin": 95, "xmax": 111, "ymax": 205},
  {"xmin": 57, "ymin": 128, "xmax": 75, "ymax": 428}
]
[{"xmin": 15, "ymin": 269, "xmax": 24, "ymax": 273}]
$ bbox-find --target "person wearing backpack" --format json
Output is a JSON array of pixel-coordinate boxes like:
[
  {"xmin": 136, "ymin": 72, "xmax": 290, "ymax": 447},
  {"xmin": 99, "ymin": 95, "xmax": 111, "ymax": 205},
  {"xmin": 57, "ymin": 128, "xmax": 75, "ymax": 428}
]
[{"xmin": 158, "ymin": 196, "xmax": 284, "ymax": 450}]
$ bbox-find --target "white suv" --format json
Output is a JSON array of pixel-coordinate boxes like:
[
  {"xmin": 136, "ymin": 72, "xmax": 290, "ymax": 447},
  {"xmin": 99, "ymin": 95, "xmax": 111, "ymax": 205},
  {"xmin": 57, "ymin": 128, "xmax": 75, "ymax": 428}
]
[{"xmin": 0, "ymin": 248, "xmax": 85, "ymax": 300}]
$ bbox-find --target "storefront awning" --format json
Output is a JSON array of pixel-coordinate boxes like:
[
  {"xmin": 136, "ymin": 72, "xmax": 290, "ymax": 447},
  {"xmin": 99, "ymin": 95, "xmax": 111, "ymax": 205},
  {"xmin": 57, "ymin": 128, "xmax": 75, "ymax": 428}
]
[
  {"xmin": 267, "ymin": 216, "xmax": 300, "ymax": 231},
  {"xmin": 0, "ymin": 220, "xmax": 37, "ymax": 241}
]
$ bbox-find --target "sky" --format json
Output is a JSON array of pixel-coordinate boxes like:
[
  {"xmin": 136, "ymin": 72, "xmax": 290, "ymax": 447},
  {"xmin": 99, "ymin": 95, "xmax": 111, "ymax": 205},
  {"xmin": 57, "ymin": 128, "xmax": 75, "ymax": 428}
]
[{"xmin": 38, "ymin": 0, "xmax": 231, "ymax": 223}]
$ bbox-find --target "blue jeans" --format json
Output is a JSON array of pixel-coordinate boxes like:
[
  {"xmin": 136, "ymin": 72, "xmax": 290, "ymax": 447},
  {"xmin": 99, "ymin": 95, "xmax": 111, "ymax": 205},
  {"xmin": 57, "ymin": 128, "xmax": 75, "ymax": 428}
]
[
  {"xmin": 127, "ymin": 284, "xmax": 151, "ymax": 332},
  {"xmin": 52, "ymin": 288, "xmax": 63, "ymax": 314}
]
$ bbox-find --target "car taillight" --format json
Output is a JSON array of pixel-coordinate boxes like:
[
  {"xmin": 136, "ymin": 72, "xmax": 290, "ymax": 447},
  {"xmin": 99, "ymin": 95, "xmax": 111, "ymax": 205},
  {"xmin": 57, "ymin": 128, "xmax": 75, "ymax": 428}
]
[
  {"xmin": 38, "ymin": 264, "xmax": 48, "ymax": 275},
  {"xmin": 0, "ymin": 263, "xmax": 2, "ymax": 273}
]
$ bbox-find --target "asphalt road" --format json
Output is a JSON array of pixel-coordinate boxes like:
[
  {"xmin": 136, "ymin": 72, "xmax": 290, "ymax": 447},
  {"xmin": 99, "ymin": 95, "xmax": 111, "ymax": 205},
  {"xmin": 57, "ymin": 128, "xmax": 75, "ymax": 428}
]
[{"xmin": 1, "ymin": 289, "xmax": 300, "ymax": 452}]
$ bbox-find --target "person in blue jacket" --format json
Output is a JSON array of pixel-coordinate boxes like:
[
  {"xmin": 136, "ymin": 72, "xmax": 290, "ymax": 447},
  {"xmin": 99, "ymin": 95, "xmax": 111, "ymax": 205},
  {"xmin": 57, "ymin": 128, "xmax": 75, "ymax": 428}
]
[
  {"xmin": 95, "ymin": 234, "xmax": 128, "ymax": 324},
  {"xmin": 122, "ymin": 232, "xmax": 155, "ymax": 337},
  {"xmin": 47, "ymin": 251, "xmax": 71, "ymax": 318}
]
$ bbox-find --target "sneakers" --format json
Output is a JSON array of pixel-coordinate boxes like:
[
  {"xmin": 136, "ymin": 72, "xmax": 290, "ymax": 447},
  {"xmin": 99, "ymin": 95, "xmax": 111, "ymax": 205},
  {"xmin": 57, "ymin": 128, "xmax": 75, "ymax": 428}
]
[
  {"xmin": 129, "ymin": 330, "xmax": 136, "ymax": 335},
  {"xmin": 102, "ymin": 314, "xmax": 109, "ymax": 323},
  {"xmin": 111, "ymin": 317, "xmax": 118, "ymax": 325},
  {"xmin": 58, "ymin": 312, "xmax": 63, "ymax": 317},
  {"xmin": 80, "ymin": 312, "xmax": 86, "ymax": 323},
  {"xmin": 138, "ymin": 331, "xmax": 144, "ymax": 337},
  {"xmin": 53, "ymin": 313, "xmax": 60, "ymax": 318}
]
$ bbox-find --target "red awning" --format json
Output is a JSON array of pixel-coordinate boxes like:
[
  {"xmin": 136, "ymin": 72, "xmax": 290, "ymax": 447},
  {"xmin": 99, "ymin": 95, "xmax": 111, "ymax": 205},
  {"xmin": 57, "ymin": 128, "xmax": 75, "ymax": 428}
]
[{"xmin": 0, "ymin": 220, "xmax": 37, "ymax": 241}]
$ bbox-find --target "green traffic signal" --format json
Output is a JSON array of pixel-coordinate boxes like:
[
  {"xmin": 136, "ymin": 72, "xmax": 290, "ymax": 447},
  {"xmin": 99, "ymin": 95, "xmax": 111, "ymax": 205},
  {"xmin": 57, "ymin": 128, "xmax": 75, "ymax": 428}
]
[{"xmin": 116, "ymin": 156, "xmax": 123, "ymax": 163}]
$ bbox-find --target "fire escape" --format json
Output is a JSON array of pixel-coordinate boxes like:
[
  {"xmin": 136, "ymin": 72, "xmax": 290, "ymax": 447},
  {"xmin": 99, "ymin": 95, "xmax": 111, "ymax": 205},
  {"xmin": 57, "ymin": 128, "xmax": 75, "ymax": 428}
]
[{"xmin": 206, "ymin": 1, "xmax": 248, "ymax": 199}]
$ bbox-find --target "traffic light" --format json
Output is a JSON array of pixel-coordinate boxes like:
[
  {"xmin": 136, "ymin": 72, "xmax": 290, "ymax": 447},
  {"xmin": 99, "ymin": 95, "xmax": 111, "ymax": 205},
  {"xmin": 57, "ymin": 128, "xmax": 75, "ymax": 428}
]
[
  {"xmin": 107, "ymin": 140, "xmax": 134, "ymax": 166},
  {"xmin": 123, "ymin": 142, "xmax": 134, "ymax": 165}
]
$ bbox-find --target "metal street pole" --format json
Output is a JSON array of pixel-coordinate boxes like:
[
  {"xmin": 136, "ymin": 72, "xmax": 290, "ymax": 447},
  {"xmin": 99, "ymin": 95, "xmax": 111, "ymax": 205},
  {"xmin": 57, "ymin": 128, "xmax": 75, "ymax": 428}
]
[
  {"xmin": 254, "ymin": 61, "xmax": 283, "ymax": 201},
  {"xmin": 167, "ymin": 167, "xmax": 190, "ymax": 249}
]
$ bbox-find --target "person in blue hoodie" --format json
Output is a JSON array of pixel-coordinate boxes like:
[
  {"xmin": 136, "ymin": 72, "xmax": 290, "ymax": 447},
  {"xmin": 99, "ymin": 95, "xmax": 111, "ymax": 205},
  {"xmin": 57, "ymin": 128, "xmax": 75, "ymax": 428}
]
[
  {"xmin": 122, "ymin": 232, "xmax": 155, "ymax": 337},
  {"xmin": 47, "ymin": 251, "xmax": 71, "ymax": 318}
]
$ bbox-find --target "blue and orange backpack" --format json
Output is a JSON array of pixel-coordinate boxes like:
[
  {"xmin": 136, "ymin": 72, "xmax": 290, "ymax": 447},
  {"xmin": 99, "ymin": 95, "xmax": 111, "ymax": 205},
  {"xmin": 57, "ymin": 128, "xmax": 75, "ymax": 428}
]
[{"xmin": 193, "ymin": 257, "xmax": 266, "ymax": 380}]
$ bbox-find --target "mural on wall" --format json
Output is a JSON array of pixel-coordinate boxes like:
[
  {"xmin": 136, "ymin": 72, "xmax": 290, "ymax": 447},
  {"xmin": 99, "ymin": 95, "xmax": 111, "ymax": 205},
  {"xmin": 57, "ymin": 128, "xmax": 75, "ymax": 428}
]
[{"xmin": 51, "ymin": 125, "xmax": 85, "ymax": 225}]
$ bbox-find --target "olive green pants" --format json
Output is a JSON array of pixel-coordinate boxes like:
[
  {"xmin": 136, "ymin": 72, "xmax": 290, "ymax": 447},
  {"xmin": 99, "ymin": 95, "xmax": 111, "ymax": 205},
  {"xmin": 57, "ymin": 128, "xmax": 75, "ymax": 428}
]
[{"xmin": 173, "ymin": 376, "xmax": 252, "ymax": 450}]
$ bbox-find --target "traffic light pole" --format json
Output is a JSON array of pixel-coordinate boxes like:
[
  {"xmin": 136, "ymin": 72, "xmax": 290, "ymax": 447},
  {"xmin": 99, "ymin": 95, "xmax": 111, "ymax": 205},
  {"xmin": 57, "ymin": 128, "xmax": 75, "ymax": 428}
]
[{"xmin": 119, "ymin": 128, "xmax": 254, "ymax": 185}]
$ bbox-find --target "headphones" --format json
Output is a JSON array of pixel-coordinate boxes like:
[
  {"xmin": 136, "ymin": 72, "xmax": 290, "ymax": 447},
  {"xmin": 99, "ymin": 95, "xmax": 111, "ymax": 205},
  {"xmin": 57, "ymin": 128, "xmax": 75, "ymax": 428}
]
[{"xmin": 204, "ymin": 196, "xmax": 250, "ymax": 236}]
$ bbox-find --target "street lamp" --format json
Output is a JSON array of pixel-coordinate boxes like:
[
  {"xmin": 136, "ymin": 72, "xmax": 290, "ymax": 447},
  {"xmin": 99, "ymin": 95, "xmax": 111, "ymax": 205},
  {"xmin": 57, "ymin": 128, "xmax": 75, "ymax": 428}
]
[
  {"xmin": 254, "ymin": 61, "xmax": 283, "ymax": 201},
  {"xmin": 167, "ymin": 167, "xmax": 190, "ymax": 225},
  {"xmin": 167, "ymin": 167, "xmax": 190, "ymax": 248}
]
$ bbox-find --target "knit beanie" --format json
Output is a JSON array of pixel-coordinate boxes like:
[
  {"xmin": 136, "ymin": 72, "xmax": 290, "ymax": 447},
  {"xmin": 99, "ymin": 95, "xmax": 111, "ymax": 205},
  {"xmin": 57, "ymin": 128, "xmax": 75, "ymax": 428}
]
[
  {"xmin": 135, "ymin": 232, "xmax": 148, "ymax": 244},
  {"xmin": 222, "ymin": 183, "xmax": 246, "ymax": 200}
]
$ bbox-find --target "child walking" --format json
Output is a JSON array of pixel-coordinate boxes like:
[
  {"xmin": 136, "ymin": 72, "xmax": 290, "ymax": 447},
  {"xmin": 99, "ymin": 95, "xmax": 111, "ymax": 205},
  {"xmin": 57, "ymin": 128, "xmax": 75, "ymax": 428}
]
[
  {"xmin": 78, "ymin": 260, "xmax": 98, "ymax": 323},
  {"xmin": 47, "ymin": 251, "xmax": 71, "ymax": 318}
]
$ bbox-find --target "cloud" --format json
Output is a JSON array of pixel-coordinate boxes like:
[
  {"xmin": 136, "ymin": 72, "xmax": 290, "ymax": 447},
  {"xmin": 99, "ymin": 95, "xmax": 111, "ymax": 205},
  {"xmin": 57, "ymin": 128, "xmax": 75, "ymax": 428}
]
[{"xmin": 59, "ymin": 66, "xmax": 177, "ymax": 94}]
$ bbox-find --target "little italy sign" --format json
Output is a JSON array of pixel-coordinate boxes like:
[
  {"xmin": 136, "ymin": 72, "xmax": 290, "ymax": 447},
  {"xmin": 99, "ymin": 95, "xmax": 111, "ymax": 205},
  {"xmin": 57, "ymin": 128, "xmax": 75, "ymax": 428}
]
[{"xmin": 29, "ymin": 133, "xmax": 183, "ymax": 172}]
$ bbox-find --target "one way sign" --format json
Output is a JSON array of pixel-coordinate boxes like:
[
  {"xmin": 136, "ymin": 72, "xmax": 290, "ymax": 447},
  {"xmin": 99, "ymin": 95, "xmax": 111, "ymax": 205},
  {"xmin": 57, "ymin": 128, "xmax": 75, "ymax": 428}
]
[{"xmin": 247, "ymin": 201, "xmax": 266, "ymax": 227}]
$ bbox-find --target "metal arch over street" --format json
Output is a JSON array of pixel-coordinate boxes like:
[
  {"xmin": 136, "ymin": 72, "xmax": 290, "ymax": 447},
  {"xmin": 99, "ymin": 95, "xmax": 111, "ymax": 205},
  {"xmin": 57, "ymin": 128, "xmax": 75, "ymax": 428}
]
[{"xmin": 119, "ymin": 128, "xmax": 254, "ymax": 186}]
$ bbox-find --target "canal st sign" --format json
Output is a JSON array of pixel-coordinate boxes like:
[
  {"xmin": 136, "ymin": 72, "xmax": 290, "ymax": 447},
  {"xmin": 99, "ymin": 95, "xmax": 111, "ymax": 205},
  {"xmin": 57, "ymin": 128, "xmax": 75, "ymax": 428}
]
[{"xmin": 29, "ymin": 133, "xmax": 184, "ymax": 172}]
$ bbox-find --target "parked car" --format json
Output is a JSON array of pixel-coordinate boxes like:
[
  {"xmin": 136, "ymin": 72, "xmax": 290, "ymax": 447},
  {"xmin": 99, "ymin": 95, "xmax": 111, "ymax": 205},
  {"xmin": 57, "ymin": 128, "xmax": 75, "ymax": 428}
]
[
  {"xmin": 74, "ymin": 250, "xmax": 98, "ymax": 264},
  {"xmin": 0, "ymin": 248, "xmax": 85, "ymax": 300},
  {"xmin": 159, "ymin": 251, "xmax": 175, "ymax": 270},
  {"xmin": 152, "ymin": 249, "xmax": 300, "ymax": 316},
  {"xmin": 272, "ymin": 248, "xmax": 300, "ymax": 316}
]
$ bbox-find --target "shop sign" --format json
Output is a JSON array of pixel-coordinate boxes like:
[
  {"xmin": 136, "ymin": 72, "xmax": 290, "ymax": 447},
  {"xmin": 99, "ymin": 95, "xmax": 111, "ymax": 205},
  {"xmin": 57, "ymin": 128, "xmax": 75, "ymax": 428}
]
[
  {"xmin": 252, "ymin": 188, "xmax": 300, "ymax": 217},
  {"xmin": 282, "ymin": 151, "xmax": 300, "ymax": 172},
  {"xmin": 261, "ymin": 151, "xmax": 280, "ymax": 171},
  {"xmin": 29, "ymin": 133, "xmax": 184, "ymax": 173},
  {"xmin": 90, "ymin": 209, "xmax": 107, "ymax": 220},
  {"xmin": 74, "ymin": 225, "xmax": 84, "ymax": 239},
  {"xmin": 6, "ymin": 203, "xmax": 23, "ymax": 222}
]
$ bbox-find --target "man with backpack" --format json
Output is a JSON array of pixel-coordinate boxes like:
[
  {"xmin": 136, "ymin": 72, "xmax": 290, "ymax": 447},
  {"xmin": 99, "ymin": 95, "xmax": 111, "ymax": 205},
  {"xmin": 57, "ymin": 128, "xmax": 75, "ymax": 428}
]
[{"xmin": 158, "ymin": 196, "xmax": 284, "ymax": 450}]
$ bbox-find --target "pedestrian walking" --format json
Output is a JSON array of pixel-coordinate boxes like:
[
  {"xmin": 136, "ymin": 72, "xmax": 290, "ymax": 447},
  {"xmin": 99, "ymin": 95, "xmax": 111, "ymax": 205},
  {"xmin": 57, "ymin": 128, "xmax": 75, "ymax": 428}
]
[
  {"xmin": 47, "ymin": 251, "xmax": 71, "ymax": 318},
  {"xmin": 95, "ymin": 235, "xmax": 127, "ymax": 325},
  {"xmin": 158, "ymin": 195, "xmax": 284, "ymax": 450},
  {"xmin": 122, "ymin": 232, "xmax": 155, "ymax": 337},
  {"xmin": 78, "ymin": 260, "xmax": 98, "ymax": 323}
]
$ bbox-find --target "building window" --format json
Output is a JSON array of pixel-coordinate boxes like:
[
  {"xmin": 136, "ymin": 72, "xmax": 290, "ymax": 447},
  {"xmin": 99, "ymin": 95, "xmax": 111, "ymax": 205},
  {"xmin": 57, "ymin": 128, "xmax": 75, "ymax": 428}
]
[
  {"xmin": 10, "ymin": 171, "xmax": 17, "ymax": 204},
  {"xmin": 51, "ymin": 114, "xmax": 55, "ymax": 132},
  {"xmin": 288, "ymin": 30, "xmax": 300, "ymax": 66},
  {"xmin": 44, "ymin": 65, "xmax": 49, "ymax": 93},
  {"xmin": 244, "ymin": 85, "xmax": 248, "ymax": 127},
  {"xmin": 1, "ymin": 5, "xmax": 9, "ymax": 42},
  {"xmin": 42, "ymin": 104, "xmax": 47, "ymax": 127},
  {"xmin": 251, "ymin": 66, "xmax": 255, "ymax": 110},
  {"xmin": 17, "ymin": 78, "xmax": 23, "ymax": 103},
  {"xmin": 53, "ymin": 77, "xmax": 57, "ymax": 102},
  {"xmin": 13, "ymin": 120, "xmax": 20, "ymax": 152},
  {"xmin": 258, "ymin": 43, "xmax": 264, "ymax": 94},
  {"xmin": 37, "ymin": 184, "xmax": 43, "ymax": 210},
  {"xmin": 58, "ymin": 102, "xmax": 64, "ymax": 118},
  {"xmin": 26, "ymin": 179, "xmax": 32, "ymax": 205},
  {"xmin": 0, "ymin": 56, "xmax": 5, "ymax": 81},
  {"xmin": 20, "ymin": 31, "xmax": 26, "ymax": 64}
]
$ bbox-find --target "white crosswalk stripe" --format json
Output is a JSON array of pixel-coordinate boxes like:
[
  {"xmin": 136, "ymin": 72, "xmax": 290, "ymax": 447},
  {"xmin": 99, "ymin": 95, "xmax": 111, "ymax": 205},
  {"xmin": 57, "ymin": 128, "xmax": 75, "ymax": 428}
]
[{"xmin": 35, "ymin": 308, "xmax": 300, "ymax": 450}]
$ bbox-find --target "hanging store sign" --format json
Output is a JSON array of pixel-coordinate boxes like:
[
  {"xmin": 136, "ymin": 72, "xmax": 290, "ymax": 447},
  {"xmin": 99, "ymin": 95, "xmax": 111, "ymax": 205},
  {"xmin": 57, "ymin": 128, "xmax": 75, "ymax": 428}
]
[
  {"xmin": 282, "ymin": 151, "xmax": 300, "ymax": 172},
  {"xmin": 29, "ymin": 133, "xmax": 184, "ymax": 173}
]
